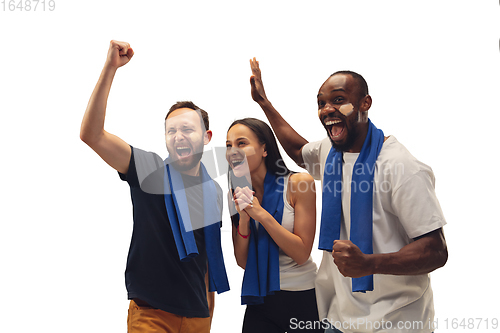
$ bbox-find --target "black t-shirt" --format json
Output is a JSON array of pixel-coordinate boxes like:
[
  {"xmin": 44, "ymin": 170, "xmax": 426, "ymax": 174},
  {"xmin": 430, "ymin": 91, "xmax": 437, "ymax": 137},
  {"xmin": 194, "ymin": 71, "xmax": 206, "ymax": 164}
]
[{"xmin": 119, "ymin": 146, "xmax": 221, "ymax": 318}]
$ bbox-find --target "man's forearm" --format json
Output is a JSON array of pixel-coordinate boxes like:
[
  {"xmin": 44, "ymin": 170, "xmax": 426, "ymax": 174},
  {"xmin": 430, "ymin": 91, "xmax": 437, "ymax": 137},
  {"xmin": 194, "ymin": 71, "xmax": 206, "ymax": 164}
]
[
  {"xmin": 80, "ymin": 66, "xmax": 117, "ymax": 144},
  {"xmin": 257, "ymin": 99, "xmax": 308, "ymax": 167},
  {"xmin": 370, "ymin": 228, "xmax": 448, "ymax": 276}
]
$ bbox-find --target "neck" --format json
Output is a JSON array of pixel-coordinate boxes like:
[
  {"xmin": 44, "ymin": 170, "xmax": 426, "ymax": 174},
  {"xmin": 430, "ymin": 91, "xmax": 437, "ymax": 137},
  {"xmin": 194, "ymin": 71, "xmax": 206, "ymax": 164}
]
[
  {"xmin": 179, "ymin": 163, "xmax": 201, "ymax": 177},
  {"xmin": 249, "ymin": 164, "xmax": 267, "ymax": 200},
  {"xmin": 347, "ymin": 122, "xmax": 369, "ymax": 153}
]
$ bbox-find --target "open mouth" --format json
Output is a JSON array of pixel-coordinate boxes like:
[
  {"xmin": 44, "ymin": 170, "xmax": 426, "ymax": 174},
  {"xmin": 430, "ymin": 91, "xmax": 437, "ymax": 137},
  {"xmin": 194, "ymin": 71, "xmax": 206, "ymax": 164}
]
[
  {"xmin": 175, "ymin": 146, "xmax": 192, "ymax": 158},
  {"xmin": 231, "ymin": 159, "xmax": 245, "ymax": 168},
  {"xmin": 324, "ymin": 119, "xmax": 346, "ymax": 141}
]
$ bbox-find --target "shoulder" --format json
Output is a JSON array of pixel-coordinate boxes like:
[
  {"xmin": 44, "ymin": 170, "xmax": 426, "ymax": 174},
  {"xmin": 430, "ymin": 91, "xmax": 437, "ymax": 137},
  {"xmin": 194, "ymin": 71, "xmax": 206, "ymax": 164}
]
[
  {"xmin": 378, "ymin": 136, "xmax": 433, "ymax": 172},
  {"xmin": 289, "ymin": 172, "xmax": 315, "ymax": 186},
  {"xmin": 288, "ymin": 172, "xmax": 316, "ymax": 206},
  {"xmin": 214, "ymin": 180, "xmax": 223, "ymax": 198},
  {"xmin": 377, "ymin": 136, "xmax": 436, "ymax": 190},
  {"xmin": 302, "ymin": 137, "xmax": 331, "ymax": 177},
  {"xmin": 302, "ymin": 137, "xmax": 330, "ymax": 156}
]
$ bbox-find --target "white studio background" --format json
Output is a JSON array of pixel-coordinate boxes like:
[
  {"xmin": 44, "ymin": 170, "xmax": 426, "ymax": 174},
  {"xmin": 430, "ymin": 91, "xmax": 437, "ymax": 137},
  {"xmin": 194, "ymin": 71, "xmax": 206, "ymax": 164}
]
[{"xmin": 1, "ymin": 1, "xmax": 499, "ymax": 332}]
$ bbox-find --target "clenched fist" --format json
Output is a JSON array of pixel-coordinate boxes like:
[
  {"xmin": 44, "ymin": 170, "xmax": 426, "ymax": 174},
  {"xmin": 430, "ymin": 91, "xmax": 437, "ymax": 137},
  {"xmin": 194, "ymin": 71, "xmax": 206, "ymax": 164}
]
[
  {"xmin": 332, "ymin": 240, "xmax": 373, "ymax": 278},
  {"xmin": 105, "ymin": 40, "xmax": 134, "ymax": 70}
]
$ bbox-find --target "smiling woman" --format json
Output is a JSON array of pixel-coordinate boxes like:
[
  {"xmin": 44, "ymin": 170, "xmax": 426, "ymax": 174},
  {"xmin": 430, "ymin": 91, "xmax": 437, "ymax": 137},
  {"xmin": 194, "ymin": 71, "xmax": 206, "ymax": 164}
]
[{"xmin": 226, "ymin": 118, "xmax": 322, "ymax": 333}]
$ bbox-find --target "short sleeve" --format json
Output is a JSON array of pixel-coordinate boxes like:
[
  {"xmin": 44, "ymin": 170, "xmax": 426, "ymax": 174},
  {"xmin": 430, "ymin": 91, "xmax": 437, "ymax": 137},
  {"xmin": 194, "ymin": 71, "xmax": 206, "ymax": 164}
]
[
  {"xmin": 215, "ymin": 181, "xmax": 224, "ymax": 228},
  {"xmin": 302, "ymin": 139, "xmax": 326, "ymax": 180},
  {"xmin": 118, "ymin": 146, "xmax": 166, "ymax": 194},
  {"xmin": 118, "ymin": 146, "xmax": 139, "ymax": 187},
  {"xmin": 391, "ymin": 169, "xmax": 447, "ymax": 239}
]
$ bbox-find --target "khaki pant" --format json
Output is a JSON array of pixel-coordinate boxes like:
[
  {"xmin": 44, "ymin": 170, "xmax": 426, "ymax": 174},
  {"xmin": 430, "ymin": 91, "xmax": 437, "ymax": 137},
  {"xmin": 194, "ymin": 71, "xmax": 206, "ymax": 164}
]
[{"xmin": 127, "ymin": 299, "xmax": 211, "ymax": 333}]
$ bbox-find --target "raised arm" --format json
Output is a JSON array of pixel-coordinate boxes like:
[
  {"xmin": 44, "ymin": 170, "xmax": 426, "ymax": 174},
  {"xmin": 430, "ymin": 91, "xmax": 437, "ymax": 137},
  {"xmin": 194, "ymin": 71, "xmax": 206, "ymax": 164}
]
[
  {"xmin": 80, "ymin": 40, "xmax": 134, "ymax": 174},
  {"xmin": 250, "ymin": 58, "xmax": 309, "ymax": 168}
]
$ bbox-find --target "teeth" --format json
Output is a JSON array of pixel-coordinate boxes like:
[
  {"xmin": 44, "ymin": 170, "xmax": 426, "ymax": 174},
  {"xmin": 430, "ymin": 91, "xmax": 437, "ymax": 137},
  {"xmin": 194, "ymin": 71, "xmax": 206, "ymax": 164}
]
[
  {"xmin": 232, "ymin": 159, "xmax": 244, "ymax": 166},
  {"xmin": 176, "ymin": 146, "xmax": 190, "ymax": 150},
  {"xmin": 325, "ymin": 120, "xmax": 342, "ymax": 126}
]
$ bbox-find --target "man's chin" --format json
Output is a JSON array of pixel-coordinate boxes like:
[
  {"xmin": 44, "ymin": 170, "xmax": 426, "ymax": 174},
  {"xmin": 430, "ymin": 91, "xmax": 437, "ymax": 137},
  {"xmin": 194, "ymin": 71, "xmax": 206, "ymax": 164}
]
[
  {"xmin": 325, "ymin": 125, "xmax": 357, "ymax": 152},
  {"xmin": 329, "ymin": 137, "xmax": 355, "ymax": 152},
  {"xmin": 170, "ymin": 153, "xmax": 203, "ymax": 173}
]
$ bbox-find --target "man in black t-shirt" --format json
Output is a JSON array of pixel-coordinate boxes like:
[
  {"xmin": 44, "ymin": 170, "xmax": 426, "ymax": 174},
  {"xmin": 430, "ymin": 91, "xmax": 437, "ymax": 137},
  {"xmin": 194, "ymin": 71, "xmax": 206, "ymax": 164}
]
[{"xmin": 80, "ymin": 40, "xmax": 227, "ymax": 333}]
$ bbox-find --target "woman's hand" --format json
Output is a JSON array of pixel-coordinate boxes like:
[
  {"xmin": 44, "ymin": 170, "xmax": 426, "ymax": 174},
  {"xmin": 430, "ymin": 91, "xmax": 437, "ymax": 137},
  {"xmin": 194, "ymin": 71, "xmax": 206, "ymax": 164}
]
[{"xmin": 233, "ymin": 186, "xmax": 253, "ymax": 223}]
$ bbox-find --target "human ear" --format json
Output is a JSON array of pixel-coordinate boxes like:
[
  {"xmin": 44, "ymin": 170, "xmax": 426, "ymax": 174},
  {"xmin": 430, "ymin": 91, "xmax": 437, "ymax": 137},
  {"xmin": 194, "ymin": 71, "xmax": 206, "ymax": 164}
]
[
  {"xmin": 260, "ymin": 143, "xmax": 268, "ymax": 158},
  {"xmin": 204, "ymin": 130, "xmax": 213, "ymax": 145},
  {"xmin": 360, "ymin": 95, "xmax": 372, "ymax": 112}
]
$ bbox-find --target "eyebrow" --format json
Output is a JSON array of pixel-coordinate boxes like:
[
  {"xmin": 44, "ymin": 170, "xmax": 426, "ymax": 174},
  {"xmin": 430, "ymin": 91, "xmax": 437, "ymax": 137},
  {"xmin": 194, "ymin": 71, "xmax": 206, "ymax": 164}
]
[
  {"xmin": 226, "ymin": 137, "xmax": 248, "ymax": 143},
  {"xmin": 167, "ymin": 124, "xmax": 195, "ymax": 129},
  {"xmin": 317, "ymin": 88, "xmax": 346, "ymax": 98}
]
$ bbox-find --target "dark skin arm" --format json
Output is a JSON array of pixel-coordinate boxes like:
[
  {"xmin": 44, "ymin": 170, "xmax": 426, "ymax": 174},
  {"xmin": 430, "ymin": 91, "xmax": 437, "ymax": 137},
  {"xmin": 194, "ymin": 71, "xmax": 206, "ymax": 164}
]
[
  {"xmin": 250, "ymin": 58, "xmax": 309, "ymax": 167},
  {"xmin": 332, "ymin": 228, "xmax": 448, "ymax": 278}
]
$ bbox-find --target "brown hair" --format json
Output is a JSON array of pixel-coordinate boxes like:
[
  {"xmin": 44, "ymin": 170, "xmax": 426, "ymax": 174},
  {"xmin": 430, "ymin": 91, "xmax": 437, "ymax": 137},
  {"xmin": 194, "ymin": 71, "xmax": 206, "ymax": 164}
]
[{"xmin": 165, "ymin": 101, "xmax": 209, "ymax": 131}]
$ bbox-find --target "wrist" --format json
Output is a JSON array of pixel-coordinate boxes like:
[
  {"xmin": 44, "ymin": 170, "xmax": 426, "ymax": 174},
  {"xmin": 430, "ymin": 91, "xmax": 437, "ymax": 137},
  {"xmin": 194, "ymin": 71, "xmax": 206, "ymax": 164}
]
[
  {"xmin": 367, "ymin": 253, "xmax": 381, "ymax": 275},
  {"xmin": 238, "ymin": 213, "xmax": 250, "ymax": 225},
  {"xmin": 102, "ymin": 63, "xmax": 118, "ymax": 75},
  {"xmin": 254, "ymin": 208, "xmax": 271, "ymax": 226},
  {"xmin": 258, "ymin": 99, "xmax": 273, "ymax": 110},
  {"xmin": 237, "ymin": 224, "xmax": 250, "ymax": 239}
]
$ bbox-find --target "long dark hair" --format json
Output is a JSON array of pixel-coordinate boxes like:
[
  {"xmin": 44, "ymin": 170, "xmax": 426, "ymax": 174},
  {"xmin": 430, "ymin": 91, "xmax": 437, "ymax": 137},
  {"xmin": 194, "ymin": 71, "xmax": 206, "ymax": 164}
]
[
  {"xmin": 227, "ymin": 118, "xmax": 293, "ymax": 225},
  {"xmin": 228, "ymin": 118, "xmax": 292, "ymax": 177}
]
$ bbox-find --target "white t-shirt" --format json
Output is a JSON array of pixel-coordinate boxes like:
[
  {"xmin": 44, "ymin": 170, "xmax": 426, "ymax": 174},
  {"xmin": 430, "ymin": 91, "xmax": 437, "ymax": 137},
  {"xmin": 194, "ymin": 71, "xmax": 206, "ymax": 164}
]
[{"xmin": 302, "ymin": 136, "xmax": 446, "ymax": 333}]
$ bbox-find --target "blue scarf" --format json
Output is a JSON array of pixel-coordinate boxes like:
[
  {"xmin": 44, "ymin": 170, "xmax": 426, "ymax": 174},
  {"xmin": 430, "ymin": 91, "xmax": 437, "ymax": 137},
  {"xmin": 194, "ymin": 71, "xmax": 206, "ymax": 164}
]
[
  {"xmin": 319, "ymin": 120, "xmax": 384, "ymax": 292},
  {"xmin": 241, "ymin": 172, "xmax": 284, "ymax": 305},
  {"xmin": 163, "ymin": 159, "xmax": 230, "ymax": 294}
]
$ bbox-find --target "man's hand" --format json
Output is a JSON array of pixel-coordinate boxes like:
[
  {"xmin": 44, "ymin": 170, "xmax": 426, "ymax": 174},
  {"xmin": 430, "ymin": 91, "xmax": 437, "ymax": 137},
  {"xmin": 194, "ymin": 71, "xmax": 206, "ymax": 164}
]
[
  {"xmin": 105, "ymin": 40, "xmax": 134, "ymax": 70},
  {"xmin": 250, "ymin": 57, "xmax": 269, "ymax": 104},
  {"xmin": 332, "ymin": 240, "xmax": 373, "ymax": 278}
]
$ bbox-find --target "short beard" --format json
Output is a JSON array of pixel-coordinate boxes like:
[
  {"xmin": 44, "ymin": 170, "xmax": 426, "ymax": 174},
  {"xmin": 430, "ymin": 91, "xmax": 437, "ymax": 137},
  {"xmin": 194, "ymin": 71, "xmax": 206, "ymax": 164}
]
[
  {"xmin": 170, "ymin": 152, "xmax": 203, "ymax": 172},
  {"xmin": 326, "ymin": 112, "xmax": 360, "ymax": 152},
  {"xmin": 167, "ymin": 141, "xmax": 204, "ymax": 173}
]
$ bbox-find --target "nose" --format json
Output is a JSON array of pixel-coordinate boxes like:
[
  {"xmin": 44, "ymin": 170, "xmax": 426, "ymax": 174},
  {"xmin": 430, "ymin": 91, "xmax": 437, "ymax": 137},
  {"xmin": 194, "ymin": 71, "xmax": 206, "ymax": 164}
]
[
  {"xmin": 227, "ymin": 146, "xmax": 240, "ymax": 156},
  {"xmin": 319, "ymin": 103, "xmax": 338, "ymax": 118},
  {"xmin": 173, "ymin": 130, "xmax": 185, "ymax": 142}
]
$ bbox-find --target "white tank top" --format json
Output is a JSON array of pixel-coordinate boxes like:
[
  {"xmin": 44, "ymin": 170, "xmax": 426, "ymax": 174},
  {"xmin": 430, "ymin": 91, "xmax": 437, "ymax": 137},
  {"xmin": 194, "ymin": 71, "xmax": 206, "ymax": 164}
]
[{"xmin": 278, "ymin": 174, "xmax": 318, "ymax": 291}]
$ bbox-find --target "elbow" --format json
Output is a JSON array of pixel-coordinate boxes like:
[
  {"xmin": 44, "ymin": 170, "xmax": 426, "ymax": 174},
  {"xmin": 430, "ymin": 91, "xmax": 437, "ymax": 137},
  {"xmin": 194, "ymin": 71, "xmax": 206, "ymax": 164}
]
[
  {"xmin": 80, "ymin": 128, "xmax": 101, "ymax": 147},
  {"xmin": 80, "ymin": 127, "xmax": 93, "ymax": 145},
  {"xmin": 426, "ymin": 239, "xmax": 448, "ymax": 273},
  {"xmin": 296, "ymin": 259, "xmax": 308, "ymax": 266},
  {"xmin": 294, "ymin": 253, "xmax": 310, "ymax": 266},
  {"xmin": 436, "ymin": 244, "xmax": 448, "ymax": 269},
  {"xmin": 234, "ymin": 251, "xmax": 247, "ymax": 270},
  {"xmin": 80, "ymin": 131, "xmax": 90, "ymax": 145},
  {"xmin": 434, "ymin": 231, "xmax": 448, "ymax": 270},
  {"xmin": 236, "ymin": 259, "xmax": 246, "ymax": 270}
]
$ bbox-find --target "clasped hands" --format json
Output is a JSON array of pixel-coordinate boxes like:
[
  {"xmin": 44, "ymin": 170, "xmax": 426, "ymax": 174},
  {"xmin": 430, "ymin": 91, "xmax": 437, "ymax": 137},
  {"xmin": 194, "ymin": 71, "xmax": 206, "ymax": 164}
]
[{"xmin": 232, "ymin": 186, "xmax": 265, "ymax": 223}]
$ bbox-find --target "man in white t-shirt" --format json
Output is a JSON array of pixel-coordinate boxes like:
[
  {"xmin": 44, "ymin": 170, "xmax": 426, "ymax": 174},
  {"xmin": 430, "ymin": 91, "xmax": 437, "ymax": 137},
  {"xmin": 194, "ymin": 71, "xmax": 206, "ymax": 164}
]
[{"xmin": 248, "ymin": 58, "xmax": 447, "ymax": 333}]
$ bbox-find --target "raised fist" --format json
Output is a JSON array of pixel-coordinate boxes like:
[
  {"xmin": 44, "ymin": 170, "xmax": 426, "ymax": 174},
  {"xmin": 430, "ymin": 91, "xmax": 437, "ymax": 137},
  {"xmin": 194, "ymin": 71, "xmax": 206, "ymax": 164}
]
[{"xmin": 105, "ymin": 40, "xmax": 134, "ymax": 70}]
